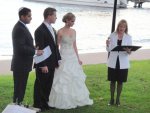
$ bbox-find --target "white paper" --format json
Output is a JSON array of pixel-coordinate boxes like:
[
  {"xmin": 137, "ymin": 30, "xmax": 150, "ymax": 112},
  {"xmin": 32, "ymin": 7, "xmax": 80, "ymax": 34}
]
[
  {"xmin": 34, "ymin": 46, "xmax": 51, "ymax": 64},
  {"xmin": 2, "ymin": 105, "xmax": 36, "ymax": 113}
]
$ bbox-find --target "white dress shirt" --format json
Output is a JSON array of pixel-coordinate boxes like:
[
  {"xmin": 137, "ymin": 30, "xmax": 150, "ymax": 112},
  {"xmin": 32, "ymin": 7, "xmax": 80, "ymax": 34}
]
[{"xmin": 44, "ymin": 21, "xmax": 55, "ymax": 42}]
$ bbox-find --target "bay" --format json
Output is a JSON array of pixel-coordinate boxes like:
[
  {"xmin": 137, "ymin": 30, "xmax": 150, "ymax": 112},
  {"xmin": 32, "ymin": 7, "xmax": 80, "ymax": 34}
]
[{"xmin": 0, "ymin": 0, "xmax": 150, "ymax": 57}]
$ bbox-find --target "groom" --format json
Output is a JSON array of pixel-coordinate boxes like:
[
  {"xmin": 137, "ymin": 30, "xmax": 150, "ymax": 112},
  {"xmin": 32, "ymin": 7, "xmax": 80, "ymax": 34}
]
[{"xmin": 33, "ymin": 7, "xmax": 61, "ymax": 111}]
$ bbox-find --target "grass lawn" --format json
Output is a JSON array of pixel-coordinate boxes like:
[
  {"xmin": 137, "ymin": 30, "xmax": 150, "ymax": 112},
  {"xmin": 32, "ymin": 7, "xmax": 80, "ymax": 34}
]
[{"xmin": 0, "ymin": 60, "xmax": 150, "ymax": 113}]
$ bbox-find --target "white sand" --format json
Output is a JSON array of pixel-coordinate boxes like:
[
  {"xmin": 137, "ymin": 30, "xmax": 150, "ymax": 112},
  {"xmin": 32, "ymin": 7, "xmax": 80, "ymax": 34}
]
[{"xmin": 0, "ymin": 49, "xmax": 150, "ymax": 75}]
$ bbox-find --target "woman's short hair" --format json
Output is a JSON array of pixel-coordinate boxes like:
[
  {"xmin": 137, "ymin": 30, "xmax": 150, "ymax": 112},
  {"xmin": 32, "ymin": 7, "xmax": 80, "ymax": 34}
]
[
  {"xmin": 116, "ymin": 19, "xmax": 128, "ymax": 34},
  {"xmin": 62, "ymin": 12, "xmax": 75, "ymax": 23}
]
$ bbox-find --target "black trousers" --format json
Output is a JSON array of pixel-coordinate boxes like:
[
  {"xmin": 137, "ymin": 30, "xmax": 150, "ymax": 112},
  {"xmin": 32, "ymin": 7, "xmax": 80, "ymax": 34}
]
[
  {"xmin": 33, "ymin": 67, "xmax": 55, "ymax": 109},
  {"xmin": 13, "ymin": 71, "xmax": 29, "ymax": 103}
]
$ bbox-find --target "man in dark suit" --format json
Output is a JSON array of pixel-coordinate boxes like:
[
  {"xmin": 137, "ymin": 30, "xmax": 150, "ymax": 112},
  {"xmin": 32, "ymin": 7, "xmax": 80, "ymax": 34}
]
[
  {"xmin": 11, "ymin": 7, "xmax": 43, "ymax": 105},
  {"xmin": 33, "ymin": 7, "xmax": 61, "ymax": 111}
]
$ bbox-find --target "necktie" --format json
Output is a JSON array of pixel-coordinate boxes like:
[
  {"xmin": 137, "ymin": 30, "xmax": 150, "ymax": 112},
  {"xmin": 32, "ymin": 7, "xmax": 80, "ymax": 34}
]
[{"xmin": 48, "ymin": 25, "xmax": 55, "ymax": 42}]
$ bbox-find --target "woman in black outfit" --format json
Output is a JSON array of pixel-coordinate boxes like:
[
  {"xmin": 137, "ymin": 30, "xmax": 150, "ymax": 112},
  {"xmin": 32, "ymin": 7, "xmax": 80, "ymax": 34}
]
[{"xmin": 106, "ymin": 19, "xmax": 132, "ymax": 106}]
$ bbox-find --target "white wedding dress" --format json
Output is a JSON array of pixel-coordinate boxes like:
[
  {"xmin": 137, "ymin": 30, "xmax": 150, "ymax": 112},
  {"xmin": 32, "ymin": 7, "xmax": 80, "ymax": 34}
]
[{"xmin": 48, "ymin": 35, "xmax": 93, "ymax": 109}]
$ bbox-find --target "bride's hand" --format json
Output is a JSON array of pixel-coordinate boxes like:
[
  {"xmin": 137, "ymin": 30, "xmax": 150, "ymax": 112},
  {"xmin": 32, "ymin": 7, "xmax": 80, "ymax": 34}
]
[{"xmin": 78, "ymin": 59, "xmax": 82, "ymax": 65}]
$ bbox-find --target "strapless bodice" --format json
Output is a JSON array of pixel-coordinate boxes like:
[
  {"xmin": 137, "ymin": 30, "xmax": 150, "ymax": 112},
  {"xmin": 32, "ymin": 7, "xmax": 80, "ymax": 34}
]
[{"xmin": 60, "ymin": 35, "xmax": 75, "ymax": 49}]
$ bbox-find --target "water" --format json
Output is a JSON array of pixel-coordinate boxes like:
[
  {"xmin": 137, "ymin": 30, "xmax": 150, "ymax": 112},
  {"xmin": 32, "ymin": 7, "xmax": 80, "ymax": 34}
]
[{"xmin": 0, "ymin": 0, "xmax": 150, "ymax": 59}]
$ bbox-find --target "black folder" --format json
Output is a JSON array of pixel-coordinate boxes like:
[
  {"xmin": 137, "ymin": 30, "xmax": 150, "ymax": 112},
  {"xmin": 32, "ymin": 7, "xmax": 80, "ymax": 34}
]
[{"xmin": 111, "ymin": 45, "xmax": 141, "ymax": 51}]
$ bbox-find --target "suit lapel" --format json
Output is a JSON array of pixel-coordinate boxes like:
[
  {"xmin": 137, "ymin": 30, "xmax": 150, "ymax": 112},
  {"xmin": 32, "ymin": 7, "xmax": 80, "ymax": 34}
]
[
  {"xmin": 42, "ymin": 23, "xmax": 56, "ymax": 45},
  {"xmin": 18, "ymin": 21, "xmax": 33, "ymax": 41}
]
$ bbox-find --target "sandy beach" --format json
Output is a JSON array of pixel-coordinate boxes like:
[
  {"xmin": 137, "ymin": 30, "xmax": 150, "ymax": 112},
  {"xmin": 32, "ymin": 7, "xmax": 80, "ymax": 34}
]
[{"xmin": 0, "ymin": 49, "xmax": 150, "ymax": 75}]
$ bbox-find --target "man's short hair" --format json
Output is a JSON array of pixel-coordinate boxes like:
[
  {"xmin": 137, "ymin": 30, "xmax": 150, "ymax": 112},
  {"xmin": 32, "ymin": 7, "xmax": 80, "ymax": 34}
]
[
  {"xmin": 18, "ymin": 7, "xmax": 31, "ymax": 18},
  {"xmin": 43, "ymin": 7, "xmax": 56, "ymax": 19}
]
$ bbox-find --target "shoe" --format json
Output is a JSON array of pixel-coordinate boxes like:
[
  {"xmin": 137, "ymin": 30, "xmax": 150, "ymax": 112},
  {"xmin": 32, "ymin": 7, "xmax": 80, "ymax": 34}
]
[
  {"xmin": 108, "ymin": 99, "xmax": 114, "ymax": 106},
  {"xmin": 24, "ymin": 104, "xmax": 29, "ymax": 108},
  {"xmin": 28, "ymin": 106, "xmax": 41, "ymax": 112},
  {"xmin": 33, "ymin": 104, "xmax": 44, "ymax": 111},
  {"xmin": 17, "ymin": 102, "xmax": 25, "ymax": 107},
  {"xmin": 48, "ymin": 106, "xmax": 55, "ymax": 109},
  {"xmin": 45, "ymin": 105, "xmax": 55, "ymax": 110},
  {"xmin": 116, "ymin": 100, "xmax": 120, "ymax": 106},
  {"xmin": 10, "ymin": 102, "xmax": 17, "ymax": 105}
]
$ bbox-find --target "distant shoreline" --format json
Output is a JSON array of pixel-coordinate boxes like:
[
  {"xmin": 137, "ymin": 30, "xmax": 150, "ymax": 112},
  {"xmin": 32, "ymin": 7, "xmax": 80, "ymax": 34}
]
[{"xmin": 0, "ymin": 49, "xmax": 150, "ymax": 75}]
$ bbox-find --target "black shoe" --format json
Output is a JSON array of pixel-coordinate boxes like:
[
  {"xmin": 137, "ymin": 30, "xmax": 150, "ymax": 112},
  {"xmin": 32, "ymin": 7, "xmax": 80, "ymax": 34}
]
[
  {"xmin": 116, "ymin": 100, "xmax": 120, "ymax": 106},
  {"xmin": 33, "ymin": 104, "xmax": 43, "ymax": 111},
  {"xmin": 17, "ymin": 102, "xmax": 26, "ymax": 107},
  {"xmin": 17, "ymin": 102, "xmax": 23, "ymax": 105},
  {"xmin": 28, "ymin": 106, "xmax": 41, "ymax": 112},
  {"xmin": 45, "ymin": 105, "xmax": 55, "ymax": 110},
  {"xmin": 108, "ymin": 99, "xmax": 114, "ymax": 106},
  {"xmin": 48, "ymin": 106, "xmax": 55, "ymax": 109}
]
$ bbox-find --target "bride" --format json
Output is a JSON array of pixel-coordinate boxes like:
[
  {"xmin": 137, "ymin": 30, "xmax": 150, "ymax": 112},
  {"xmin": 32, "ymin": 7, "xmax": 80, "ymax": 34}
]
[{"xmin": 48, "ymin": 12, "xmax": 93, "ymax": 109}]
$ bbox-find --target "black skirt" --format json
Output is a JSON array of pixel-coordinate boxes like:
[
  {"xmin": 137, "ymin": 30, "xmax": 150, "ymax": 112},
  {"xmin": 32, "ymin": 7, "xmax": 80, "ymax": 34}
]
[{"xmin": 108, "ymin": 57, "xmax": 128, "ymax": 82}]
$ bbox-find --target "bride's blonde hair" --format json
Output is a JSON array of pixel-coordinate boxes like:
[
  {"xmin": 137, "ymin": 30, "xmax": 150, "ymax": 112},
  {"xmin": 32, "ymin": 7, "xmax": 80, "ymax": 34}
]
[{"xmin": 62, "ymin": 12, "xmax": 75, "ymax": 23}]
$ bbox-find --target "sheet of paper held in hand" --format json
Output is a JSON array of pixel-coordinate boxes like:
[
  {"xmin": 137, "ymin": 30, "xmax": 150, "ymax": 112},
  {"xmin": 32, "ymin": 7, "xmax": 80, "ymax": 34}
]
[
  {"xmin": 34, "ymin": 46, "xmax": 51, "ymax": 64},
  {"xmin": 2, "ymin": 104, "xmax": 36, "ymax": 113}
]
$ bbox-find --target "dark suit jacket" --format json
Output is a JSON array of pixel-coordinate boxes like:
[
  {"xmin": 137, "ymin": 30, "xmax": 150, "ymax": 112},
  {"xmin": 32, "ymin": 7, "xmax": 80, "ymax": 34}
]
[
  {"xmin": 11, "ymin": 21, "xmax": 35, "ymax": 72},
  {"xmin": 34, "ymin": 23, "xmax": 61, "ymax": 69}
]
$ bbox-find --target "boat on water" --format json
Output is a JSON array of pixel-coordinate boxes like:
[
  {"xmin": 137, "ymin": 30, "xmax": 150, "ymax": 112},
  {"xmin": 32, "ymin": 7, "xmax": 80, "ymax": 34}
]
[
  {"xmin": 128, "ymin": 0, "xmax": 150, "ymax": 8},
  {"xmin": 25, "ymin": 0, "xmax": 128, "ymax": 8}
]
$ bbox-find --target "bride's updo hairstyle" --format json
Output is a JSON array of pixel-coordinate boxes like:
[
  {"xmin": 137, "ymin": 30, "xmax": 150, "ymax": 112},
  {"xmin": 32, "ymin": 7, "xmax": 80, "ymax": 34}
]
[{"xmin": 62, "ymin": 12, "xmax": 75, "ymax": 23}]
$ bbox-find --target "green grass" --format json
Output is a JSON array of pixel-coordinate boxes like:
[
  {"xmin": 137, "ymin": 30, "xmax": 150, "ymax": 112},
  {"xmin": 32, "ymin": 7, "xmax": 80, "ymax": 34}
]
[{"xmin": 0, "ymin": 60, "xmax": 150, "ymax": 113}]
